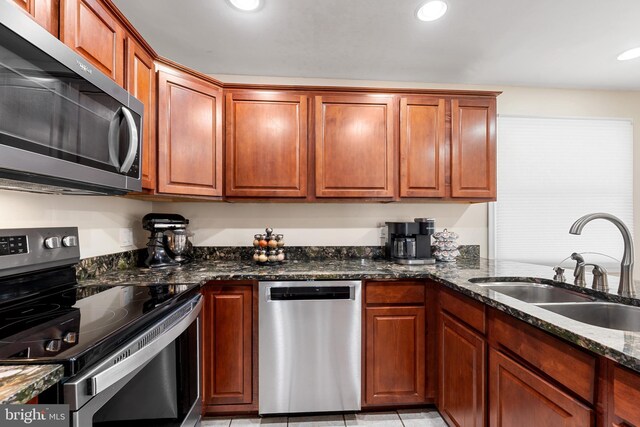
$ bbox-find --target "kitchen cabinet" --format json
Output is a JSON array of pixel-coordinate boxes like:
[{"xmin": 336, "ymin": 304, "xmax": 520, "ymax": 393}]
[
  {"xmin": 60, "ymin": 0, "xmax": 125, "ymax": 85},
  {"xmin": 225, "ymin": 91, "xmax": 308, "ymax": 198},
  {"xmin": 314, "ymin": 95, "xmax": 395, "ymax": 198},
  {"xmin": 125, "ymin": 37, "xmax": 156, "ymax": 191},
  {"xmin": 610, "ymin": 364, "xmax": 640, "ymax": 426},
  {"xmin": 399, "ymin": 96, "xmax": 446, "ymax": 197},
  {"xmin": 157, "ymin": 67, "xmax": 223, "ymax": 197},
  {"xmin": 363, "ymin": 281, "xmax": 429, "ymax": 406},
  {"xmin": 489, "ymin": 348, "xmax": 593, "ymax": 427},
  {"xmin": 201, "ymin": 284, "xmax": 256, "ymax": 413},
  {"xmin": 10, "ymin": 0, "xmax": 59, "ymax": 36},
  {"xmin": 488, "ymin": 310, "xmax": 596, "ymax": 404},
  {"xmin": 451, "ymin": 98, "xmax": 497, "ymax": 199},
  {"xmin": 438, "ymin": 288, "xmax": 487, "ymax": 427}
]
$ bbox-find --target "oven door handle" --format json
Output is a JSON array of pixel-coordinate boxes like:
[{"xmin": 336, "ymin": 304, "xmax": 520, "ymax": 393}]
[{"xmin": 86, "ymin": 296, "xmax": 202, "ymax": 396}]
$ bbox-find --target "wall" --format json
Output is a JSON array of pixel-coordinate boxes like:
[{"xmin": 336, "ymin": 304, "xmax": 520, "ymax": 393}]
[{"xmin": 0, "ymin": 190, "xmax": 151, "ymax": 259}]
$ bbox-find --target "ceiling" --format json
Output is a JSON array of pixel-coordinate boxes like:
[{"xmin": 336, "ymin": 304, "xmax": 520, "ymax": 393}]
[{"xmin": 112, "ymin": 0, "xmax": 640, "ymax": 90}]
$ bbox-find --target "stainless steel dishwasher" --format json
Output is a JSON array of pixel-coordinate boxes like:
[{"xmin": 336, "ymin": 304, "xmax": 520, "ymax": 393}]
[{"xmin": 259, "ymin": 280, "xmax": 361, "ymax": 415}]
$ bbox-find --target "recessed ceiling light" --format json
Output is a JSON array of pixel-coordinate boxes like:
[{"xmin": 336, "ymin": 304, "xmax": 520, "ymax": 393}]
[
  {"xmin": 228, "ymin": 0, "xmax": 261, "ymax": 12},
  {"xmin": 416, "ymin": 1, "xmax": 448, "ymax": 22},
  {"xmin": 617, "ymin": 47, "xmax": 640, "ymax": 61}
]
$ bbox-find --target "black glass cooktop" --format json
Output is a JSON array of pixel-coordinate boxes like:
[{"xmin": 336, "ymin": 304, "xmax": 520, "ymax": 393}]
[{"xmin": 0, "ymin": 267, "xmax": 199, "ymax": 375}]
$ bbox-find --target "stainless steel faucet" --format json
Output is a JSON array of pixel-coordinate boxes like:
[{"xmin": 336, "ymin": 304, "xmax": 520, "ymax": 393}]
[
  {"xmin": 569, "ymin": 213, "xmax": 635, "ymax": 298},
  {"xmin": 570, "ymin": 252, "xmax": 586, "ymax": 287}
]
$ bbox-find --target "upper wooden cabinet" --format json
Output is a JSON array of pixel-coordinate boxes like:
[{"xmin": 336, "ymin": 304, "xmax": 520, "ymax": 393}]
[
  {"xmin": 60, "ymin": 0, "xmax": 124, "ymax": 85},
  {"xmin": 126, "ymin": 37, "xmax": 156, "ymax": 191},
  {"xmin": 315, "ymin": 95, "xmax": 395, "ymax": 198},
  {"xmin": 11, "ymin": 0, "xmax": 59, "ymax": 36},
  {"xmin": 226, "ymin": 91, "xmax": 308, "ymax": 198},
  {"xmin": 400, "ymin": 96, "xmax": 446, "ymax": 198},
  {"xmin": 157, "ymin": 67, "xmax": 223, "ymax": 197},
  {"xmin": 451, "ymin": 98, "xmax": 497, "ymax": 199}
]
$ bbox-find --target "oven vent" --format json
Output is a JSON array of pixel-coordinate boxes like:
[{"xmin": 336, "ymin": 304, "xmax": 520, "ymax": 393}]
[
  {"xmin": 136, "ymin": 304, "xmax": 192, "ymax": 352},
  {"xmin": 113, "ymin": 349, "xmax": 131, "ymax": 365}
]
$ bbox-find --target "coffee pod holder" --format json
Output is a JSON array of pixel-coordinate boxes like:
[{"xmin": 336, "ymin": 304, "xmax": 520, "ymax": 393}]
[
  {"xmin": 252, "ymin": 227, "xmax": 286, "ymax": 265},
  {"xmin": 431, "ymin": 228, "xmax": 460, "ymax": 262}
]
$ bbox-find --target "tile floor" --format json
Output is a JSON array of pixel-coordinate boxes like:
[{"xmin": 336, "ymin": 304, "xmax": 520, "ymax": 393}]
[{"xmin": 202, "ymin": 409, "xmax": 448, "ymax": 426}]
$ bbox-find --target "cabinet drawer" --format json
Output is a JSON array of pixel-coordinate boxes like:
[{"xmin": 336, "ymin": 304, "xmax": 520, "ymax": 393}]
[
  {"xmin": 439, "ymin": 288, "xmax": 486, "ymax": 333},
  {"xmin": 489, "ymin": 348, "xmax": 593, "ymax": 426},
  {"xmin": 612, "ymin": 364, "xmax": 640, "ymax": 426},
  {"xmin": 365, "ymin": 281, "xmax": 425, "ymax": 305},
  {"xmin": 489, "ymin": 310, "xmax": 596, "ymax": 403}
]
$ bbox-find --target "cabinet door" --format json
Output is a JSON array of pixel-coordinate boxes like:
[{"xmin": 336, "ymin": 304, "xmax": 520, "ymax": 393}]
[
  {"xmin": 489, "ymin": 348, "xmax": 593, "ymax": 427},
  {"xmin": 11, "ymin": 0, "xmax": 59, "ymax": 36},
  {"xmin": 126, "ymin": 38, "xmax": 156, "ymax": 191},
  {"xmin": 315, "ymin": 95, "xmax": 395, "ymax": 198},
  {"xmin": 157, "ymin": 69, "xmax": 223, "ymax": 196},
  {"xmin": 202, "ymin": 285, "xmax": 253, "ymax": 406},
  {"xmin": 611, "ymin": 364, "xmax": 640, "ymax": 426},
  {"xmin": 226, "ymin": 92, "xmax": 308, "ymax": 197},
  {"xmin": 438, "ymin": 312, "xmax": 486, "ymax": 427},
  {"xmin": 400, "ymin": 96, "xmax": 446, "ymax": 197},
  {"xmin": 60, "ymin": 0, "xmax": 124, "ymax": 85},
  {"xmin": 451, "ymin": 98, "xmax": 496, "ymax": 199},
  {"xmin": 365, "ymin": 306, "xmax": 426, "ymax": 405}
]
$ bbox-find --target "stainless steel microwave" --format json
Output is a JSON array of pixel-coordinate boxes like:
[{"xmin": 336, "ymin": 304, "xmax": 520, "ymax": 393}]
[{"xmin": 0, "ymin": 0, "xmax": 143, "ymax": 195}]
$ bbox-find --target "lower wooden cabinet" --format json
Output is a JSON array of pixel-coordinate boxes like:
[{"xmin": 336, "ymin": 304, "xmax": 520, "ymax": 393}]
[
  {"xmin": 363, "ymin": 281, "xmax": 430, "ymax": 406},
  {"xmin": 610, "ymin": 364, "xmax": 640, "ymax": 426},
  {"xmin": 438, "ymin": 312, "xmax": 486, "ymax": 427},
  {"xmin": 365, "ymin": 306, "xmax": 426, "ymax": 405},
  {"xmin": 488, "ymin": 348, "xmax": 593, "ymax": 427},
  {"xmin": 201, "ymin": 284, "xmax": 256, "ymax": 413}
]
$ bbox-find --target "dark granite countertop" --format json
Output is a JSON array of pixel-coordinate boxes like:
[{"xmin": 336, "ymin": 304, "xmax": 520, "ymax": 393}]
[
  {"xmin": 79, "ymin": 258, "xmax": 640, "ymax": 374},
  {"xmin": 0, "ymin": 365, "xmax": 64, "ymax": 404}
]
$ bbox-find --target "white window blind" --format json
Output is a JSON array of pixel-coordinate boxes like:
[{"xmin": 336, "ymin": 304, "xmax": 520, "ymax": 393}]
[{"xmin": 492, "ymin": 116, "xmax": 633, "ymax": 269}]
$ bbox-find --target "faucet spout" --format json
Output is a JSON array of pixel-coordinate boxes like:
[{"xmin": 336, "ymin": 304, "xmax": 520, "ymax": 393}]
[{"xmin": 569, "ymin": 213, "xmax": 635, "ymax": 298}]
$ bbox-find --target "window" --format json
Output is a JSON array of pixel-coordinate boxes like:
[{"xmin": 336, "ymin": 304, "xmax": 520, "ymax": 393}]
[{"xmin": 491, "ymin": 115, "xmax": 633, "ymax": 270}]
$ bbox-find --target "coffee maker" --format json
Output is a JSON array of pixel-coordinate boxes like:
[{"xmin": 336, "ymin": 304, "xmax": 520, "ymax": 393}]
[
  {"xmin": 386, "ymin": 218, "xmax": 435, "ymax": 265},
  {"xmin": 142, "ymin": 213, "xmax": 193, "ymax": 268}
]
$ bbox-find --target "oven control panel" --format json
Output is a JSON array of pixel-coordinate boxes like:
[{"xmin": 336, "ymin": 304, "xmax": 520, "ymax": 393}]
[
  {"xmin": 0, "ymin": 227, "xmax": 80, "ymax": 277},
  {"xmin": 0, "ymin": 235, "xmax": 28, "ymax": 256}
]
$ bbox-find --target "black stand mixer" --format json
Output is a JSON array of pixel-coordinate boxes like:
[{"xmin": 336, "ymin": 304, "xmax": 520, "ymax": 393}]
[{"xmin": 142, "ymin": 213, "xmax": 192, "ymax": 268}]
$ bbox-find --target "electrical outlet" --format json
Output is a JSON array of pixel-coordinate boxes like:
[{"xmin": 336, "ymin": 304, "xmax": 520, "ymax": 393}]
[
  {"xmin": 119, "ymin": 228, "xmax": 134, "ymax": 247},
  {"xmin": 379, "ymin": 226, "xmax": 388, "ymax": 239}
]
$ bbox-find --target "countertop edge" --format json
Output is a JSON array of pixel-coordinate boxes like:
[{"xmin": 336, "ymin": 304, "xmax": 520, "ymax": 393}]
[{"xmin": 0, "ymin": 364, "xmax": 64, "ymax": 404}]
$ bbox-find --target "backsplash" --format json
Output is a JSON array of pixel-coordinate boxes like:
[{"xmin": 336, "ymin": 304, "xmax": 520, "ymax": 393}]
[{"xmin": 76, "ymin": 245, "xmax": 480, "ymax": 280}]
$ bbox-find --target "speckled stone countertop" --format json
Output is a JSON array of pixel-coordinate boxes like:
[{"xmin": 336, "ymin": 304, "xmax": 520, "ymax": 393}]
[
  {"xmin": 79, "ymin": 258, "xmax": 640, "ymax": 373},
  {"xmin": 0, "ymin": 365, "xmax": 63, "ymax": 404}
]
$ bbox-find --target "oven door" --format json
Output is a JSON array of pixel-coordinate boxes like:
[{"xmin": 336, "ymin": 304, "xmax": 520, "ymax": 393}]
[{"xmin": 63, "ymin": 295, "xmax": 202, "ymax": 427}]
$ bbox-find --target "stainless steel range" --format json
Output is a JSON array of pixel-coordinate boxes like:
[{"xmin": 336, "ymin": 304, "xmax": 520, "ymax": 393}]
[{"xmin": 0, "ymin": 227, "xmax": 202, "ymax": 427}]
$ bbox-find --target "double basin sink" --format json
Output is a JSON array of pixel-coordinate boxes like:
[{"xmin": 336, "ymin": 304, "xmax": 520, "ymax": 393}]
[{"xmin": 470, "ymin": 278, "xmax": 640, "ymax": 332}]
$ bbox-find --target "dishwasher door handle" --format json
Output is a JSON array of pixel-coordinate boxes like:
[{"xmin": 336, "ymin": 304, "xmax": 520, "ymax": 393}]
[{"xmin": 267, "ymin": 286, "xmax": 354, "ymax": 301}]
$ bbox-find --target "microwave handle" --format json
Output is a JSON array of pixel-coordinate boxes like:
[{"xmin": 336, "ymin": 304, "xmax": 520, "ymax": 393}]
[
  {"xmin": 107, "ymin": 107, "xmax": 139, "ymax": 173},
  {"xmin": 107, "ymin": 107, "xmax": 122, "ymax": 169},
  {"xmin": 119, "ymin": 106, "xmax": 138, "ymax": 173}
]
